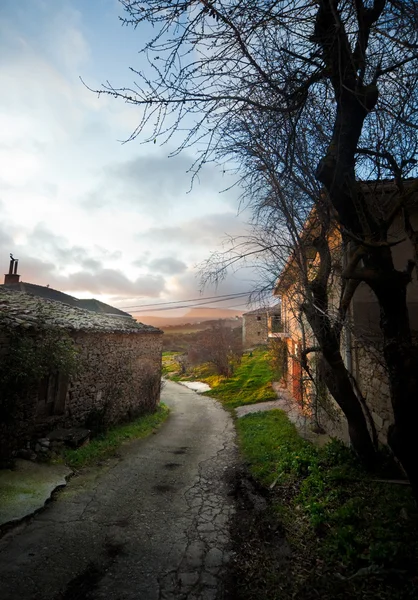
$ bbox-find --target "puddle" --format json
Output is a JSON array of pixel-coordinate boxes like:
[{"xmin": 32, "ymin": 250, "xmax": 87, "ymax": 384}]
[{"xmin": 179, "ymin": 381, "xmax": 211, "ymax": 393}]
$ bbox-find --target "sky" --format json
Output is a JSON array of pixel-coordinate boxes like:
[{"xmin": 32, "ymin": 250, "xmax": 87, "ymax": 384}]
[{"xmin": 0, "ymin": 0, "xmax": 258, "ymax": 317}]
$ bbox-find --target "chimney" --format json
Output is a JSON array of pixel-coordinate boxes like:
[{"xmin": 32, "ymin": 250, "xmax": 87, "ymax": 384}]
[{"xmin": 4, "ymin": 254, "xmax": 20, "ymax": 285}]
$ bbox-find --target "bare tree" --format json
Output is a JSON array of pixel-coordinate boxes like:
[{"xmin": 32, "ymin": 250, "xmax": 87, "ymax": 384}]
[
  {"xmin": 203, "ymin": 103, "xmax": 381, "ymax": 462},
  {"xmin": 97, "ymin": 1, "xmax": 418, "ymax": 493},
  {"xmin": 188, "ymin": 322, "xmax": 242, "ymax": 376},
  {"xmin": 205, "ymin": 197, "xmax": 380, "ymax": 456}
]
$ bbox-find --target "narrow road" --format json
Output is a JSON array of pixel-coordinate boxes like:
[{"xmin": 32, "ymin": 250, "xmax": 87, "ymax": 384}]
[{"xmin": 0, "ymin": 380, "xmax": 237, "ymax": 600}]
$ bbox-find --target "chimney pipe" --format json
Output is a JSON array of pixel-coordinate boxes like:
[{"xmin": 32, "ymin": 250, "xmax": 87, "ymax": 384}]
[{"xmin": 4, "ymin": 254, "xmax": 20, "ymax": 285}]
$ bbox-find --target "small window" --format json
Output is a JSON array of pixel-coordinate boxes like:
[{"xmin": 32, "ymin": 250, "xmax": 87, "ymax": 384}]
[{"xmin": 257, "ymin": 331, "xmax": 261, "ymax": 335}]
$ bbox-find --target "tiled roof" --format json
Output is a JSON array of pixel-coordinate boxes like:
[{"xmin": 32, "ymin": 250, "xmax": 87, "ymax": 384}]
[
  {"xmin": 76, "ymin": 298, "xmax": 131, "ymax": 317},
  {"xmin": 1, "ymin": 283, "xmax": 131, "ymax": 317},
  {"xmin": 2, "ymin": 282, "xmax": 80, "ymax": 306},
  {"xmin": 0, "ymin": 289, "xmax": 161, "ymax": 334}
]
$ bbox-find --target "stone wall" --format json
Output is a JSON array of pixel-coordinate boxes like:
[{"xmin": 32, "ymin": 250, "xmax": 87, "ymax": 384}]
[
  {"xmin": 243, "ymin": 313, "xmax": 269, "ymax": 348},
  {"xmin": 316, "ymin": 341, "xmax": 393, "ymax": 446},
  {"xmin": 0, "ymin": 329, "xmax": 163, "ymax": 459},
  {"xmin": 64, "ymin": 330, "xmax": 163, "ymax": 430},
  {"xmin": 353, "ymin": 342, "xmax": 393, "ymax": 444},
  {"xmin": 317, "ymin": 397, "xmax": 350, "ymax": 443}
]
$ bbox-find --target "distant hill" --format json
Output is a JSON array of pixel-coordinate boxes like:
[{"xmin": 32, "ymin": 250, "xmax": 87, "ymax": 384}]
[{"xmin": 135, "ymin": 307, "xmax": 244, "ymax": 329}]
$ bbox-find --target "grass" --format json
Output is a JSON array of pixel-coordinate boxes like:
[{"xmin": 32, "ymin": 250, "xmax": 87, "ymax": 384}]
[
  {"xmin": 236, "ymin": 409, "xmax": 418, "ymax": 600},
  {"xmin": 202, "ymin": 348, "xmax": 277, "ymax": 410},
  {"xmin": 63, "ymin": 403, "xmax": 170, "ymax": 469},
  {"xmin": 162, "ymin": 351, "xmax": 182, "ymax": 376},
  {"xmin": 163, "ymin": 347, "xmax": 277, "ymax": 410},
  {"xmin": 237, "ymin": 409, "xmax": 309, "ymax": 485}
]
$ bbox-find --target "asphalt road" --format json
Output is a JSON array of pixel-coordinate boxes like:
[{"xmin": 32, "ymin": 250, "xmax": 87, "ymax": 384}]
[{"xmin": 0, "ymin": 380, "xmax": 237, "ymax": 600}]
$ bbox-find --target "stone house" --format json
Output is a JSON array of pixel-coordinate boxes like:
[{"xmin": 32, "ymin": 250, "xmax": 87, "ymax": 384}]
[
  {"xmin": 0, "ymin": 287, "xmax": 163, "ymax": 459},
  {"xmin": 273, "ymin": 180, "xmax": 418, "ymax": 445},
  {"xmin": 242, "ymin": 305, "xmax": 282, "ymax": 349}
]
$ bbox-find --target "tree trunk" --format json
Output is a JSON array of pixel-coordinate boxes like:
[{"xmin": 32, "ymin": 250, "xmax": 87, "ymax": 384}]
[
  {"xmin": 314, "ymin": 0, "xmax": 418, "ymax": 490},
  {"xmin": 303, "ymin": 298, "xmax": 378, "ymax": 467},
  {"xmin": 368, "ymin": 266, "xmax": 418, "ymax": 496},
  {"xmin": 318, "ymin": 344, "xmax": 377, "ymax": 467}
]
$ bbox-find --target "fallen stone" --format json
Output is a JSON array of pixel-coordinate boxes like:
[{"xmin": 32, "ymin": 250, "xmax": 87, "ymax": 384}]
[
  {"xmin": 47, "ymin": 428, "xmax": 90, "ymax": 449},
  {"xmin": 15, "ymin": 449, "xmax": 37, "ymax": 461}
]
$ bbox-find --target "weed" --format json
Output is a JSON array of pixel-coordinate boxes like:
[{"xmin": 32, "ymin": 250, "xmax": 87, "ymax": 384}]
[
  {"xmin": 203, "ymin": 348, "xmax": 277, "ymax": 410},
  {"xmin": 236, "ymin": 409, "xmax": 418, "ymax": 599},
  {"xmin": 63, "ymin": 404, "xmax": 170, "ymax": 469}
]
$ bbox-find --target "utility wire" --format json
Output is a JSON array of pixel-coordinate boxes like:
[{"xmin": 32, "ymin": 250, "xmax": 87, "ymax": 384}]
[
  {"xmin": 119, "ymin": 291, "xmax": 252, "ymax": 310},
  {"xmin": 131, "ymin": 297, "xmax": 278, "ymax": 314},
  {"xmin": 131, "ymin": 294, "xmax": 252, "ymax": 313}
]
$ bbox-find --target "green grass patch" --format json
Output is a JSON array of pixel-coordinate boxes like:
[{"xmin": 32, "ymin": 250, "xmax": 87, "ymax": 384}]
[
  {"xmin": 163, "ymin": 347, "xmax": 277, "ymax": 410},
  {"xmin": 237, "ymin": 409, "xmax": 308, "ymax": 485},
  {"xmin": 63, "ymin": 404, "xmax": 170, "ymax": 469},
  {"xmin": 176, "ymin": 361, "xmax": 217, "ymax": 382},
  {"xmin": 236, "ymin": 410, "xmax": 418, "ymax": 598},
  {"xmin": 162, "ymin": 352, "xmax": 182, "ymax": 376},
  {"xmin": 202, "ymin": 348, "xmax": 277, "ymax": 410}
]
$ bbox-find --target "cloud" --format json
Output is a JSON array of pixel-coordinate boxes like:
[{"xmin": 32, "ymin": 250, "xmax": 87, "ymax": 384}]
[
  {"xmin": 0, "ymin": 254, "xmax": 166, "ymax": 299},
  {"xmin": 81, "ymin": 258, "xmax": 102, "ymax": 271},
  {"xmin": 170, "ymin": 268, "xmax": 255, "ymax": 299},
  {"xmin": 0, "ymin": 1, "xmax": 254, "ymax": 308},
  {"xmin": 25, "ymin": 224, "xmax": 106, "ymax": 272},
  {"xmin": 139, "ymin": 212, "xmax": 249, "ymax": 250},
  {"xmin": 81, "ymin": 152, "xmax": 242, "ymax": 216},
  {"xmin": 108, "ymin": 153, "xmax": 231, "ymax": 197},
  {"xmin": 62, "ymin": 269, "xmax": 166, "ymax": 297},
  {"xmin": 0, "ymin": 220, "xmax": 169, "ymax": 297},
  {"xmin": 147, "ymin": 257, "xmax": 187, "ymax": 275}
]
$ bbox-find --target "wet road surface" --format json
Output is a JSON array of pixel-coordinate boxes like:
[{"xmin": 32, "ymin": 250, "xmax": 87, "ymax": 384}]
[{"xmin": 0, "ymin": 380, "xmax": 237, "ymax": 600}]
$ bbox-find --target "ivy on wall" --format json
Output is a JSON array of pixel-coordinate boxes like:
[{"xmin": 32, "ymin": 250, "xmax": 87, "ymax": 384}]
[{"xmin": 0, "ymin": 315, "xmax": 79, "ymax": 423}]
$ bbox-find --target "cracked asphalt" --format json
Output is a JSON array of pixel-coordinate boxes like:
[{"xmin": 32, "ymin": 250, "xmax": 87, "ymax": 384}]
[{"xmin": 0, "ymin": 380, "xmax": 237, "ymax": 600}]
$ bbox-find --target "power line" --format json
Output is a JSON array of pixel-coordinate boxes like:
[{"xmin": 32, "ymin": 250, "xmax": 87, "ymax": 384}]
[
  {"xmin": 119, "ymin": 291, "xmax": 252, "ymax": 311},
  {"xmin": 119, "ymin": 291, "xmax": 252, "ymax": 310},
  {"xmin": 131, "ymin": 297, "xmax": 279, "ymax": 315},
  {"xmin": 131, "ymin": 294, "xmax": 252, "ymax": 313}
]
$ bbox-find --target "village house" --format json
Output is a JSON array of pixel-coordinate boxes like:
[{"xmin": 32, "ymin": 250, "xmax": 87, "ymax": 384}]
[
  {"xmin": 273, "ymin": 180, "xmax": 418, "ymax": 445},
  {"xmin": 0, "ymin": 260, "xmax": 163, "ymax": 460},
  {"xmin": 242, "ymin": 305, "xmax": 282, "ymax": 349}
]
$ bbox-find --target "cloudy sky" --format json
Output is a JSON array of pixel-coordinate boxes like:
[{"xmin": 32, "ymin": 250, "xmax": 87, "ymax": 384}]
[{"xmin": 0, "ymin": 0, "xmax": 257, "ymax": 316}]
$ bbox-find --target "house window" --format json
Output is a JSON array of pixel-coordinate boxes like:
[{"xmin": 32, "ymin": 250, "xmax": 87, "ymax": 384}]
[
  {"xmin": 270, "ymin": 315, "xmax": 282, "ymax": 333},
  {"xmin": 37, "ymin": 373, "xmax": 69, "ymax": 417},
  {"xmin": 257, "ymin": 316, "xmax": 261, "ymax": 321}
]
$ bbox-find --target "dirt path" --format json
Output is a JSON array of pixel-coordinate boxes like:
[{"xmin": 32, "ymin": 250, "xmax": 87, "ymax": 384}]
[{"xmin": 0, "ymin": 381, "xmax": 237, "ymax": 600}]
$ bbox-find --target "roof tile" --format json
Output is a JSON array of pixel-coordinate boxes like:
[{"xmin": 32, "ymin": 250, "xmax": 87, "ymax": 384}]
[{"xmin": 0, "ymin": 289, "xmax": 161, "ymax": 334}]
